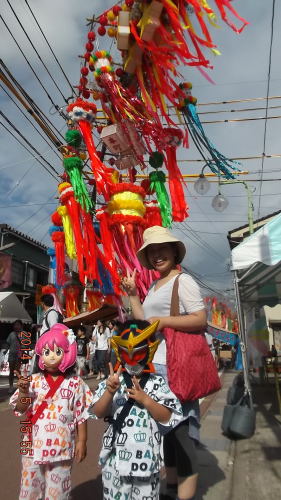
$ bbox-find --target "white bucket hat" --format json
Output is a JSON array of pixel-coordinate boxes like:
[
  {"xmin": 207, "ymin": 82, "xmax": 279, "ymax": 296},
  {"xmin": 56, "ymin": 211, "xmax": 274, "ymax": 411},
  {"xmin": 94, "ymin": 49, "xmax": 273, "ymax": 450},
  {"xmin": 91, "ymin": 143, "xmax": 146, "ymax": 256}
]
[{"xmin": 137, "ymin": 226, "xmax": 186, "ymax": 269}]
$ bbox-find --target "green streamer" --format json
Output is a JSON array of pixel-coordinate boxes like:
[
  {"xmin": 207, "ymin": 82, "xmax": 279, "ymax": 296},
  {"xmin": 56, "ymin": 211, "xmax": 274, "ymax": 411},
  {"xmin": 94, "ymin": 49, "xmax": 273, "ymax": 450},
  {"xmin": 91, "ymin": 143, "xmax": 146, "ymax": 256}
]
[
  {"xmin": 63, "ymin": 156, "xmax": 93, "ymax": 212},
  {"xmin": 149, "ymin": 170, "xmax": 172, "ymax": 227}
]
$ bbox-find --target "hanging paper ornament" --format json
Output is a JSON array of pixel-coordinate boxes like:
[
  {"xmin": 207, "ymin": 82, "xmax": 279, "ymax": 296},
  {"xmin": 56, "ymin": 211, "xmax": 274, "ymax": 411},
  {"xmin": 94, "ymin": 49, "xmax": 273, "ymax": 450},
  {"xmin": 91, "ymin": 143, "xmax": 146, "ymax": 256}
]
[
  {"xmin": 180, "ymin": 83, "xmax": 239, "ymax": 179},
  {"xmin": 67, "ymin": 98, "xmax": 113, "ymax": 199},
  {"xmin": 63, "ymin": 156, "xmax": 93, "ymax": 212},
  {"xmin": 91, "ymin": 50, "xmax": 150, "ymax": 123},
  {"xmin": 51, "ymin": 211, "xmax": 63, "ymax": 227},
  {"xmin": 63, "ymin": 285, "xmax": 80, "ymax": 317},
  {"xmin": 162, "ymin": 128, "xmax": 189, "ymax": 222},
  {"xmin": 58, "ymin": 182, "xmax": 86, "ymax": 284},
  {"xmin": 148, "ymin": 151, "xmax": 172, "ymax": 227},
  {"xmin": 47, "ymin": 247, "xmax": 57, "ymax": 287},
  {"xmin": 144, "ymin": 200, "xmax": 163, "ymax": 228},
  {"xmin": 57, "ymin": 205, "xmax": 76, "ymax": 260},
  {"xmin": 86, "ymin": 288, "xmax": 104, "ymax": 311},
  {"xmin": 51, "ymin": 231, "xmax": 66, "ymax": 286},
  {"xmin": 149, "ymin": 170, "xmax": 172, "ymax": 228}
]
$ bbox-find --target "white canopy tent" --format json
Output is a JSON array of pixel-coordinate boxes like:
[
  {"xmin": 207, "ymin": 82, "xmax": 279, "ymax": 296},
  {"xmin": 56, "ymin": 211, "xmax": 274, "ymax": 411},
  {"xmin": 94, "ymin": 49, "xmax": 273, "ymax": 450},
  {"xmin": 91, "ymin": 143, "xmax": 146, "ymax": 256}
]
[
  {"xmin": 0, "ymin": 292, "xmax": 32, "ymax": 323},
  {"xmin": 231, "ymin": 212, "xmax": 281, "ymax": 402}
]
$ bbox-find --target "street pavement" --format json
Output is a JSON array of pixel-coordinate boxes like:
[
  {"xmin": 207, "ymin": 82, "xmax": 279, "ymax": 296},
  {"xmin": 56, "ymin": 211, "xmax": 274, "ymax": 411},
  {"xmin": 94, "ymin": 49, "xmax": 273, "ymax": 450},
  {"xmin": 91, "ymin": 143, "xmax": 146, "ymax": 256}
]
[{"xmin": 0, "ymin": 371, "xmax": 280, "ymax": 499}]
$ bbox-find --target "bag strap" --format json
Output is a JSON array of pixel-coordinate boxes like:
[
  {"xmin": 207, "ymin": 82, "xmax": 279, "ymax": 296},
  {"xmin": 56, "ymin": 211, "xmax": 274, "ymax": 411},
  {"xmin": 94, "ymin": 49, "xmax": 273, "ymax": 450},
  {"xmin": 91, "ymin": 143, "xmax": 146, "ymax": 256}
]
[
  {"xmin": 29, "ymin": 373, "xmax": 64, "ymax": 425},
  {"xmin": 170, "ymin": 273, "xmax": 183, "ymax": 316}
]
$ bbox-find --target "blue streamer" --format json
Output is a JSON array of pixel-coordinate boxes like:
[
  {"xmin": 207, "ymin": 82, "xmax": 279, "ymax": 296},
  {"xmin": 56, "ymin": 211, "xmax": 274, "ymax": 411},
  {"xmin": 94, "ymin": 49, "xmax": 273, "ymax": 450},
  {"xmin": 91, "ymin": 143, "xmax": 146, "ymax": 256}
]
[
  {"xmin": 93, "ymin": 259, "xmax": 114, "ymax": 295},
  {"xmin": 183, "ymin": 103, "xmax": 240, "ymax": 179}
]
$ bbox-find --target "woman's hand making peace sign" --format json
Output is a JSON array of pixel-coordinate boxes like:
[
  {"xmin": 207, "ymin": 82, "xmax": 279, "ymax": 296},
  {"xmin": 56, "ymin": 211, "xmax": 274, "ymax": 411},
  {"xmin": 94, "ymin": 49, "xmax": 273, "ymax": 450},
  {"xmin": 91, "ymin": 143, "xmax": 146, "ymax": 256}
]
[
  {"xmin": 106, "ymin": 363, "xmax": 122, "ymax": 394},
  {"xmin": 121, "ymin": 269, "xmax": 138, "ymax": 296}
]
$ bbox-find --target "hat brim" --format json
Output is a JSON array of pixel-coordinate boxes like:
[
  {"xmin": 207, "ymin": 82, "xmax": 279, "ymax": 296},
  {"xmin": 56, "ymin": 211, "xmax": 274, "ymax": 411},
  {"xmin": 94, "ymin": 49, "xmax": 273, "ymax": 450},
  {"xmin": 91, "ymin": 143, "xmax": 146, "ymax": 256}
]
[{"xmin": 137, "ymin": 238, "xmax": 186, "ymax": 270}]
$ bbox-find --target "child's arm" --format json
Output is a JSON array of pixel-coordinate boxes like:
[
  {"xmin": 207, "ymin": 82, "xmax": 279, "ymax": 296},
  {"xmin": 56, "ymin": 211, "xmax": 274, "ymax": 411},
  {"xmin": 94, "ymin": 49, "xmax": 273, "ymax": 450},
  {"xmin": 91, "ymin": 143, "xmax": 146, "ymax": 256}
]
[
  {"xmin": 126, "ymin": 376, "xmax": 172, "ymax": 424},
  {"xmin": 75, "ymin": 421, "xmax": 87, "ymax": 463},
  {"xmin": 14, "ymin": 371, "xmax": 31, "ymax": 413},
  {"xmin": 93, "ymin": 363, "xmax": 122, "ymax": 418}
]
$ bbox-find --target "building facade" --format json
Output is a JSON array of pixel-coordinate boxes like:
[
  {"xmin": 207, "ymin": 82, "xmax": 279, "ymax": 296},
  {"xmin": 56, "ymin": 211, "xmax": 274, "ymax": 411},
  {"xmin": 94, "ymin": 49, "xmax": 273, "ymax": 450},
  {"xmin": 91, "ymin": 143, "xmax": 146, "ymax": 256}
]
[{"xmin": 0, "ymin": 224, "xmax": 49, "ymax": 321}]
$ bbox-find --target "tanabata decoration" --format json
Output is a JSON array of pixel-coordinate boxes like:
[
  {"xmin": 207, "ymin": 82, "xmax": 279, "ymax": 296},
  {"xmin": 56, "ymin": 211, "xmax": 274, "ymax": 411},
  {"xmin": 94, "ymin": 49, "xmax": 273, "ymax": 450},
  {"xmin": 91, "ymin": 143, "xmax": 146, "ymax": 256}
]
[
  {"xmin": 148, "ymin": 152, "xmax": 172, "ymax": 227},
  {"xmin": 63, "ymin": 285, "xmax": 80, "ymax": 318},
  {"xmin": 57, "ymin": 205, "xmax": 76, "ymax": 260},
  {"xmin": 86, "ymin": 287, "xmax": 104, "ymax": 311},
  {"xmin": 67, "ymin": 98, "xmax": 113, "ymax": 199},
  {"xmin": 47, "ymin": 248, "xmax": 57, "ymax": 287},
  {"xmin": 179, "ymin": 82, "xmax": 239, "ymax": 179},
  {"xmin": 51, "ymin": 230, "xmax": 66, "ymax": 286},
  {"xmin": 92, "ymin": 50, "xmax": 153, "ymax": 124},
  {"xmin": 143, "ymin": 200, "xmax": 163, "ymax": 228},
  {"xmin": 63, "ymin": 155, "xmax": 92, "ymax": 212},
  {"xmin": 46, "ymin": 0, "xmax": 248, "ymax": 310}
]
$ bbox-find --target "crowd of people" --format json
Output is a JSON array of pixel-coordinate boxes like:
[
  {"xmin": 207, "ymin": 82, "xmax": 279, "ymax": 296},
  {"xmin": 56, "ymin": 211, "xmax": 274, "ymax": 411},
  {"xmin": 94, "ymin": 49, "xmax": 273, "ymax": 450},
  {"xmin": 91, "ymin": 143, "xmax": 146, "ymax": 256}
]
[{"xmin": 5, "ymin": 226, "xmax": 222, "ymax": 500}]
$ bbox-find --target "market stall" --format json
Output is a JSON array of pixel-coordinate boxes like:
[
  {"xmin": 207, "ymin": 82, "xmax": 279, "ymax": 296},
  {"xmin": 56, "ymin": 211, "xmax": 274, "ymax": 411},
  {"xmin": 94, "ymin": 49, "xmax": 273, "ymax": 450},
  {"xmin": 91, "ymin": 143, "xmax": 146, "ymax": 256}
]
[{"xmin": 231, "ymin": 212, "xmax": 281, "ymax": 407}]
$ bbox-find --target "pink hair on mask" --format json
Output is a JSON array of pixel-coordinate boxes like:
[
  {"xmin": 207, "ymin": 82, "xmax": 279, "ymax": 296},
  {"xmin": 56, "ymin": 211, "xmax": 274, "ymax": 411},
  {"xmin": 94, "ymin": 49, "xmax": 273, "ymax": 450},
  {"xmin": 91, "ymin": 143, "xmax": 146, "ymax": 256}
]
[{"xmin": 35, "ymin": 323, "xmax": 77, "ymax": 373}]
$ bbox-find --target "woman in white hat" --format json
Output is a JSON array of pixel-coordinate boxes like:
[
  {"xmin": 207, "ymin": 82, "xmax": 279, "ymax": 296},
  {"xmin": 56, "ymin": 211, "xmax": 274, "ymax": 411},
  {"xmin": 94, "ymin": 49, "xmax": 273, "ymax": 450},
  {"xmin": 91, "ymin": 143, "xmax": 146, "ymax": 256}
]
[{"xmin": 122, "ymin": 225, "xmax": 207, "ymax": 500}]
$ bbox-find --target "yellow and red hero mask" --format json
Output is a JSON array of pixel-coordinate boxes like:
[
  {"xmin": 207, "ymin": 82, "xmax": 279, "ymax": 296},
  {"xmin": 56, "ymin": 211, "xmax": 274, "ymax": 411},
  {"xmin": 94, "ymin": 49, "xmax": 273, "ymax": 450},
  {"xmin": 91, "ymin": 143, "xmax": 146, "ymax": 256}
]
[{"xmin": 111, "ymin": 320, "xmax": 160, "ymax": 370}]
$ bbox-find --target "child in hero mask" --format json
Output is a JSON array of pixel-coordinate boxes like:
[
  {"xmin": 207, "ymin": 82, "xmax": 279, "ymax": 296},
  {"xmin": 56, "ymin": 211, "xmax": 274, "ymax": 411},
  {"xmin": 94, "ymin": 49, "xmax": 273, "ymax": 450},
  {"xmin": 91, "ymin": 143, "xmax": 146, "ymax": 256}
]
[{"xmin": 92, "ymin": 320, "xmax": 183, "ymax": 500}]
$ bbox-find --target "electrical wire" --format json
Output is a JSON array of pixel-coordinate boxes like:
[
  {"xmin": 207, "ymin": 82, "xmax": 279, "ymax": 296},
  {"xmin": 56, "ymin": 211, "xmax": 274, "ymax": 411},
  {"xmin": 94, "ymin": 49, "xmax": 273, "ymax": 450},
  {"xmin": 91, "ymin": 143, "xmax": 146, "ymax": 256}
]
[
  {"xmin": 0, "ymin": 16, "xmax": 67, "ymax": 117},
  {"xmin": 1, "ymin": 60, "xmax": 65, "ymax": 141},
  {"xmin": 5, "ymin": 0, "xmax": 69, "ymax": 103},
  {"xmin": 0, "ymin": 117, "xmax": 60, "ymax": 180},
  {"xmin": 15, "ymin": 191, "xmax": 57, "ymax": 230},
  {"xmin": 257, "ymin": 0, "xmax": 276, "ymax": 218},
  {"xmin": 0, "ymin": 203, "xmax": 57, "ymax": 208},
  {"xmin": 24, "ymin": 0, "xmax": 77, "ymax": 98},
  {"xmin": 0, "ymin": 83, "xmax": 62, "ymax": 160}
]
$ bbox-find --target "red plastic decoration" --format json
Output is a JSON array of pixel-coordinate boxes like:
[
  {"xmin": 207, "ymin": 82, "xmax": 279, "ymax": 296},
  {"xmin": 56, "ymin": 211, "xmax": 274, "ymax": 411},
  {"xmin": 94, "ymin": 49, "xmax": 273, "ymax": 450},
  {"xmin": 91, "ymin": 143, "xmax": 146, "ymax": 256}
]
[
  {"xmin": 85, "ymin": 42, "xmax": 94, "ymax": 52},
  {"xmin": 80, "ymin": 67, "xmax": 89, "ymax": 76},
  {"xmin": 88, "ymin": 31, "xmax": 96, "ymax": 41},
  {"xmin": 98, "ymin": 26, "xmax": 106, "ymax": 36}
]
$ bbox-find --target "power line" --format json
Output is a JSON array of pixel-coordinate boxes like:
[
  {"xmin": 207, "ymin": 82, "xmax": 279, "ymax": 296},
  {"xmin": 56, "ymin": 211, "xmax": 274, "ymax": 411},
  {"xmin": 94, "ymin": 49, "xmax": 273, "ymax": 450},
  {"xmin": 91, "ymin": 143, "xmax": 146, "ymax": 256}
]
[
  {"xmin": 0, "ymin": 203, "xmax": 57, "ymax": 208},
  {"xmin": 0, "ymin": 60, "xmax": 65, "ymax": 142},
  {"xmin": 0, "ymin": 15, "xmax": 67, "ymax": 116},
  {"xmin": 0, "ymin": 83, "xmax": 61, "ymax": 160},
  {"xmin": 15, "ymin": 192, "xmax": 57, "ymax": 230},
  {"xmin": 5, "ymin": 0, "xmax": 69, "ymax": 103},
  {"xmin": 0, "ymin": 117, "xmax": 60, "ymax": 180},
  {"xmin": 24, "ymin": 0, "xmax": 77, "ymax": 98},
  {"xmin": 257, "ymin": 0, "xmax": 276, "ymax": 218}
]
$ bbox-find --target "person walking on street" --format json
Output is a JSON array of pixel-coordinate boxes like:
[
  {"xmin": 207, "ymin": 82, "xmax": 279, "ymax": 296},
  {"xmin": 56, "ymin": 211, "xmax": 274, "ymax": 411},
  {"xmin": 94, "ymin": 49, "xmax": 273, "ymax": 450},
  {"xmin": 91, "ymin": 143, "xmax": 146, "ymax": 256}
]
[
  {"xmin": 95, "ymin": 321, "xmax": 110, "ymax": 380},
  {"xmin": 5, "ymin": 319, "xmax": 23, "ymax": 394},
  {"xmin": 88, "ymin": 328, "xmax": 97, "ymax": 376},
  {"xmin": 122, "ymin": 226, "xmax": 207, "ymax": 500},
  {"xmin": 40, "ymin": 294, "xmax": 63, "ymax": 335},
  {"xmin": 76, "ymin": 326, "xmax": 89, "ymax": 377}
]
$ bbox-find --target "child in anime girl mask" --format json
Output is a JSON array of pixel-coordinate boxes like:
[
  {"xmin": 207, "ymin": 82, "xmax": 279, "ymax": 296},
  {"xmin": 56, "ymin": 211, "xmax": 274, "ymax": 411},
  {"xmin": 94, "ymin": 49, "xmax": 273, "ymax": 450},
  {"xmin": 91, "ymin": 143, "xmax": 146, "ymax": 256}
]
[
  {"xmin": 10, "ymin": 323, "xmax": 94, "ymax": 500},
  {"xmin": 93, "ymin": 320, "xmax": 183, "ymax": 500}
]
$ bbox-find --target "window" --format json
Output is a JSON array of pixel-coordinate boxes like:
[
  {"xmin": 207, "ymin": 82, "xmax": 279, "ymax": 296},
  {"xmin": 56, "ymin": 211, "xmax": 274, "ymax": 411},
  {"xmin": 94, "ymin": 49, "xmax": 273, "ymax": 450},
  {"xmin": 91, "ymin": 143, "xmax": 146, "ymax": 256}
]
[
  {"xmin": 11, "ymin": 260, "xmax": 24, "ymax": 286},
  {"xmin": 26, "ymin": 266, "xmax": 37, "ymax": 289}
]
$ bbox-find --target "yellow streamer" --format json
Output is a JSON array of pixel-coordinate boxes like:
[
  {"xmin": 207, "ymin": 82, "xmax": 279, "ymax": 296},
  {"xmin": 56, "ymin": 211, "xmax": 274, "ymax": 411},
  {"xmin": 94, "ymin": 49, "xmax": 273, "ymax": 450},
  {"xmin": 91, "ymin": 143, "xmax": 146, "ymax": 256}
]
[{"xmin": 57, "ymin": 205, "xmax": 77, "ymax": 260}]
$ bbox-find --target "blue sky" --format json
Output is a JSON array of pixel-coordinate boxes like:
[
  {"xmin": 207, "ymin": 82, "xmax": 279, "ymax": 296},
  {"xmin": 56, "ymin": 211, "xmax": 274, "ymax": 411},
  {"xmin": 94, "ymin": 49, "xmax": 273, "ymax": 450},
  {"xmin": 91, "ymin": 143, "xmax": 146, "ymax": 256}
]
[{"xmin": 1, "ymin": 0, "xmax": 281, "ymax": 299}]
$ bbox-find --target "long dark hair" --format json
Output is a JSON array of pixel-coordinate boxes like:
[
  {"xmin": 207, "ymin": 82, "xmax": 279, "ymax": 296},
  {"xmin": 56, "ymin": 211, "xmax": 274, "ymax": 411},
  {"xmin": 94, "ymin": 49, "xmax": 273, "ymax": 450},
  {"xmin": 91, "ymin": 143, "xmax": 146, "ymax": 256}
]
[{"xmin": 98, "ymin": 322, "xmax": 105, "ymax": 334}]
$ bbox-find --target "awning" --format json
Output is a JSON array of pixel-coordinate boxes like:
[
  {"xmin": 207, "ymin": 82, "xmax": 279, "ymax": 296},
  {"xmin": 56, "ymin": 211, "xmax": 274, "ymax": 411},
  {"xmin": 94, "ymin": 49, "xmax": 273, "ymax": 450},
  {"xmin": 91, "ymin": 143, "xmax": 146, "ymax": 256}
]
[
  {"xmin": 0, "ymin": 292, "xmax": 32, "ymax": 323},
  {"xmin": 232, "ymin": 212, "xmax": 281, "ymax": 270}
]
